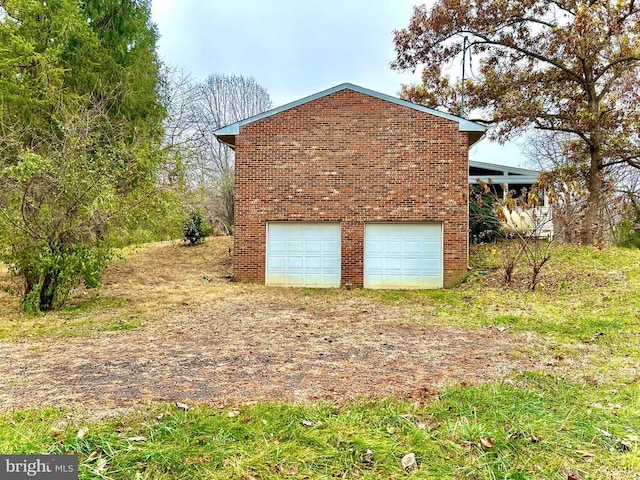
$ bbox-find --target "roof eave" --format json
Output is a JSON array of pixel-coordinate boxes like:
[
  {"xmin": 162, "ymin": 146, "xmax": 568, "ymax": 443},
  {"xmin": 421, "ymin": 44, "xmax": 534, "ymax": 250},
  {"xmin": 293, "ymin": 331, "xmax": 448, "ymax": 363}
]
[
  {"xmin": 468, "ymin": 131, "xmax": 485, "ymax": 147},
  {"xmin": 216, "ymin": 134, "xmax": 236, "ymax": 148},
  {"xmin": 213, "ymin": 83, "xmax": 488, "ymax": 145},
  {"xmin": 469, "ymin": 160, "xmax": 540, "ymax": 176}
]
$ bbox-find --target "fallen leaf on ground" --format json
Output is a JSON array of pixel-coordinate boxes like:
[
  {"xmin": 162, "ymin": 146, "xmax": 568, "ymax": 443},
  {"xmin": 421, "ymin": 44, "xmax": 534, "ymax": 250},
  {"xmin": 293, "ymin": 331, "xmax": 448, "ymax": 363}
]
[
  {"xmin": 480, "ymin": 437, "xmax": 495, "ymax": 450},
  {"xmin": 401, "ymin": 452, "xmax": 417, "ymax": 472},
  {"xmin": 588, "ymin": 332, "xmax": 604, "ymax": 342},
  {"xmin": 175, "ymin": 402, "xmax": 189, "ymax": 412},
  {"xmin": 360, "ymin": 449, "xmax": 375, "ymax": 464},
  {"xmin": 618, "ymin": 440, "xmax": 633, "ymax": 452},
  {"xmin": 76, "ymin": 427, "xmax": 89, "ymax": 439},
  {"xmin": 85, "ymin": 452, "xmax": 99, "ymax": 462},
  {"xmin": 126, "ymin": 436, "xmax": 147, "ymax": 442},
  {"xmin": 301, "ymin": 419, "xmax": 322, "ymax": 428},
  {"xmin": 580, "ymin": 452, "xmax": 595, "ymax": 462},
  {"xmin": 95, "ymin": 458, "xmax": 108, "ymax": 472},
  {"xmin": 227, "ymin": 410, "xmax": 240, "ymax": 418}
]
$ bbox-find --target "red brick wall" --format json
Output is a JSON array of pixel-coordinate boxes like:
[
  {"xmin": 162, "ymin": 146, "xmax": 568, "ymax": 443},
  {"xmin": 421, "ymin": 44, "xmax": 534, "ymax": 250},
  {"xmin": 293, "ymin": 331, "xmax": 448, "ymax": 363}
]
[{"xmin": 233, "ymin": 89, "xmax": 470, "ymax": 287}]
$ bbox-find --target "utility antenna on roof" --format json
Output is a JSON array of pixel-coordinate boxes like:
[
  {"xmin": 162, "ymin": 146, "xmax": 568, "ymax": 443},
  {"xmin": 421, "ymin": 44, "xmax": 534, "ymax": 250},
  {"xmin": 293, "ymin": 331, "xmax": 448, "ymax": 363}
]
[{"xmin": 460, "ymin": 36, "xmax": 470, "ymax": 118}]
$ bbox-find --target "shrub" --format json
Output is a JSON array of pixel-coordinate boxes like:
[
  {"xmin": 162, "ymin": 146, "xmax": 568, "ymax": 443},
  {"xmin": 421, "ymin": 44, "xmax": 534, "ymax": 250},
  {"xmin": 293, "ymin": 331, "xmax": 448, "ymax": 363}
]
[
  {"xmin": 4, "ymin": 241, "xmax": 112, "ymax": 314},
  {"xmin": 183, "ymin": 211, "xmax": 208, "ymax": 246},
  {"xmin": 469, "ymin": 191, "xmax": 503, "ymax": 243},
  {"xmin": 614, "ymin": 219, "xmax": 640, "ymax": 248}
]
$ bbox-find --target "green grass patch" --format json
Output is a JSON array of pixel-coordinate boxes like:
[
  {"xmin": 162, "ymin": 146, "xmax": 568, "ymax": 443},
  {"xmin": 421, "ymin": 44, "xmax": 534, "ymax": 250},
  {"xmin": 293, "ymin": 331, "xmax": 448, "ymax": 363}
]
[
  {"xmin": 1, "ymin": 374, "xmax": 638, "ymax": 479},
  {"xmin": 0, "ymin": 295, "xmax": 141, "ymax": 341},
  {"xmin": 360, "ymin": 244, "xmax": 640, "ymax": 346},
  {"xmin": 104, "ymin": 317, "xmax": 142, "ymax": 331}
]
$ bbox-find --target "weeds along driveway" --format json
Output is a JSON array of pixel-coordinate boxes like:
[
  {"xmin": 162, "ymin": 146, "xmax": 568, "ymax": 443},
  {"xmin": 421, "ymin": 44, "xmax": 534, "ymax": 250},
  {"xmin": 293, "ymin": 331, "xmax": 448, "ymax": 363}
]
[{"xmin": 0, "ymin": 290, "xmax": 543, "ymax": 413}]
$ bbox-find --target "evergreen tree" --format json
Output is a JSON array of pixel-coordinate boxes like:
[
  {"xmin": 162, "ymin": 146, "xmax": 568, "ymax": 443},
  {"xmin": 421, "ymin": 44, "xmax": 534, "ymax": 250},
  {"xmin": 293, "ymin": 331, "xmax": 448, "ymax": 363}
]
[{"xmin": 0, "ymin": 0, "xmax": 165, "ymax": 312}]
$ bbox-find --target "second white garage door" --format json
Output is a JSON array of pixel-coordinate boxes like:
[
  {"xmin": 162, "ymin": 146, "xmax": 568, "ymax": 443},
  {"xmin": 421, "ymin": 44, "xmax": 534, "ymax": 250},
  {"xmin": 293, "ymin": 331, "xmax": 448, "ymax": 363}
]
[
  {"xmin": 365, "ymin": 223, "xmax": 443, "ymax": 289},
  {"xmin": 266, "ymin": 222, "xmax": 341, "ymax": 287}
]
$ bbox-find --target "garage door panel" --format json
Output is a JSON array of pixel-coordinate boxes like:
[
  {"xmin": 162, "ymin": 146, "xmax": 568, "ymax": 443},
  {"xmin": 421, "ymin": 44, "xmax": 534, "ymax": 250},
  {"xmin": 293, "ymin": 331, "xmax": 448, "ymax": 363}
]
[
  {"xmin": 269, "ymin": 241, "xmax": 286, "ymax": 253},
  {"xmin": 424, "ymin": 244, "xmax": 442, "ymax": 255},
  {"xmin": 383, "ymin": 257, "xmax": 404, "ymax": 270},
  {"xmin": 368, "ymin": 243, "xmax": 385, "ymax": 254},
  {"xmin": 323, "ymin": 241, "xmax": 340, "ymax": 252},
  {"xmin": 286, "ymin": 273, "xmax": 304, "ymax": 285},
  {"xmin": 267, "ymin": 274, "xmax": 285, "ymax": 285},
  {"xmin": 286, "ymin": 257, "xmax": 304, "ymax": 269},
  {"xmin": 267, "ymin": 223, "xmax": 341, "ymax": 288},
  {"xmin": 403, "ymin": 242, "xmax": 426, "ymax": 254},
  {"xmin": 287, "ymin": 241, "xmax": 303, "ymax": 253},
  {"xmin": 304, "ymin": 275, "xmax": 325, "ymax": 286},
  {"xmin": 305, "ymin": 241, "xmax": 322, "ymax": 253},
  {"xmin": 322, "ymin": 257, "xmax": 341, "ymax": 269},
  {"xmin": 367, "ymin": 257, "xmax": 384, "ymax": 270},
  {"xmin": 305, "ymin": 256, "xmax": 322, "ymax": 269},
  {"xmin": 269, "ymin": 256, "xmax": 286, "ymax": 269},
  {"xmin": 386, "ymin": 242, "xmax": 403, "ymax": 254},
  {"xmin": 402, "ymin": 258, "xmax": 429, "ymax": 270},
  {"xmin": 365, "ymin": 223, "xmax": 443, "ymax": 289},
  {"xmin": 423, "ymin": 258, "xmax": 441, "ymax": 270}
]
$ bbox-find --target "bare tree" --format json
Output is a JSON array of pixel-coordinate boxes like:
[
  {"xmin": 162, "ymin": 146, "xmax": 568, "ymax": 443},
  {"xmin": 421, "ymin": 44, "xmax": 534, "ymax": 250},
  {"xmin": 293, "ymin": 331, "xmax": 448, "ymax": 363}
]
[
  {"xmin": 158, "ymin": 65, "xmax": 198, "ymax": 187},
  {"xmin": 160, "ymin": 67, "xmax": 197, "ymax": 155},
  {"xmin": 159, "ymin": 72, "xmax": 272, "ymax": 234},
  {"xmin": 524, "ymin": 131, "xmax": 631, "ymax": 244},
  {"xmin": 187, "ymin": 74, "xmax": 272, "ymax": 233}
]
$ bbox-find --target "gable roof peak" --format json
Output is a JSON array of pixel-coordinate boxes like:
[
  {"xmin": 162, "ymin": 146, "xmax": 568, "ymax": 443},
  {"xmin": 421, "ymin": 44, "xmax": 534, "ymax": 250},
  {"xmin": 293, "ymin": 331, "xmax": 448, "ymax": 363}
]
[{"xmin": 214, "ymin": 82, "xmax": 487, "ymax": 147}]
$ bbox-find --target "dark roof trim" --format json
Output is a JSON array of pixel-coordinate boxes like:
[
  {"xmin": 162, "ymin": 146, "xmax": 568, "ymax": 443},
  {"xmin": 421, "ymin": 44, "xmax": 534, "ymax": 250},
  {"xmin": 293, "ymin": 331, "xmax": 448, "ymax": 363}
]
[{"xmin": 214, "ymin": 83, "xmax": 487, "ymax": 147}]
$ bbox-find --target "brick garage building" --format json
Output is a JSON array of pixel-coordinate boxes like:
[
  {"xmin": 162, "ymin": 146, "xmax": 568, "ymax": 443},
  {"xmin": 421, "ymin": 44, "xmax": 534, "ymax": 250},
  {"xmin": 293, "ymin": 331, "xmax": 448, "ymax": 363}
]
[{"xmin": 215, "ymin": 84, "xmax": 486, "ymax": 289}]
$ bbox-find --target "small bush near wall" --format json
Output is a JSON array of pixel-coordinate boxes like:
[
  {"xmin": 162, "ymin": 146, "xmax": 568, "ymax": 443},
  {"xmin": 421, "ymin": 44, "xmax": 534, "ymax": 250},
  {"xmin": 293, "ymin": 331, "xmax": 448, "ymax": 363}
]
[
  {"xmin": 469, "ymin": 190, "xmax": 503, "ymax": 244},
  {"xmin": 183, "ymin": 211, "xmax": 210, "ymax": 246}
]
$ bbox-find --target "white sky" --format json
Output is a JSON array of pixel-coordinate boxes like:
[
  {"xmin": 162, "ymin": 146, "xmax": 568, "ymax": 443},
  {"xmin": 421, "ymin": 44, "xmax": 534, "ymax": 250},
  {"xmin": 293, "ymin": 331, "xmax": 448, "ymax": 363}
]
[{"xmin": 151, "ymin": 0, "xmax": 528, "ymax": 167}]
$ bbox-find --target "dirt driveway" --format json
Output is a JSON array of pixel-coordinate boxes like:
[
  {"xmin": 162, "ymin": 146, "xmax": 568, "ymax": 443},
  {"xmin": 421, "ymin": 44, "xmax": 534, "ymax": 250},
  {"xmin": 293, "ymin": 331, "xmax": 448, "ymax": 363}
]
[
  {"xmin": 0, "ymin": 239, "xmax": 560, "ymax": 415},
  {"xmin": 0, "ymin": 292, "xmax": 542, "ymax": 414}
]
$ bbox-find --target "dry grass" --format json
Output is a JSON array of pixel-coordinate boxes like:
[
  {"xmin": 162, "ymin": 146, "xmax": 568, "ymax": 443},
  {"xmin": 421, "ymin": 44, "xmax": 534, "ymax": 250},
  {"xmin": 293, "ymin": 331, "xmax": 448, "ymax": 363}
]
[
  {"xmin": 1, "ymin": 238, "xmax": 638, "ymax": 418},
  {"xmin": 0, "ymin": 237, "xmax": 241, "ymax": 339},
  {"xmin": 0, "ymin": 237, "xmax": 548, "ymax": 415},
  {"xmin": 96, "ymin": 237, "xmax": 239, "ymax": 315}
]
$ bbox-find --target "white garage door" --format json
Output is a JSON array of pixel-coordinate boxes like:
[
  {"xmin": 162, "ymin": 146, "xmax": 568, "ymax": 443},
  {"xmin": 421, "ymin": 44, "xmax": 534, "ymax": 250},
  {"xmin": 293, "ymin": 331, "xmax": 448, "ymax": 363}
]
[
  {"xmin": 266, "ymin": 222, "xmax": 341, "ymax": 287},
  {"xmin": 365, "ymin": 223, "xmax": 443, "ymax": 289}
]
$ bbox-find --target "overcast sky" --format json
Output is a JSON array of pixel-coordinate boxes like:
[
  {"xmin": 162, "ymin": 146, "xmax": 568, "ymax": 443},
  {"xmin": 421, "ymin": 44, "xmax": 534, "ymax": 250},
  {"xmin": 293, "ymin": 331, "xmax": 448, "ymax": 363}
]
[{"xmin": 150, "ymin": 0, "xmax": 528, "ymax": 167}]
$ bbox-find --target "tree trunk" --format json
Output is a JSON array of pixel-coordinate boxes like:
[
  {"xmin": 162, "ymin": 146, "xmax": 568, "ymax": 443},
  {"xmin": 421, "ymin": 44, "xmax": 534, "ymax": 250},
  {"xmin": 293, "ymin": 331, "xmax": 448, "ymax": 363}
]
[
  {"xmin": 39, "ymin": 271, "xmax": 58, "ymax": 312},
  {"xmin": 581, "ymin": 146, "xmax": 604, "ymax": 245}
]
